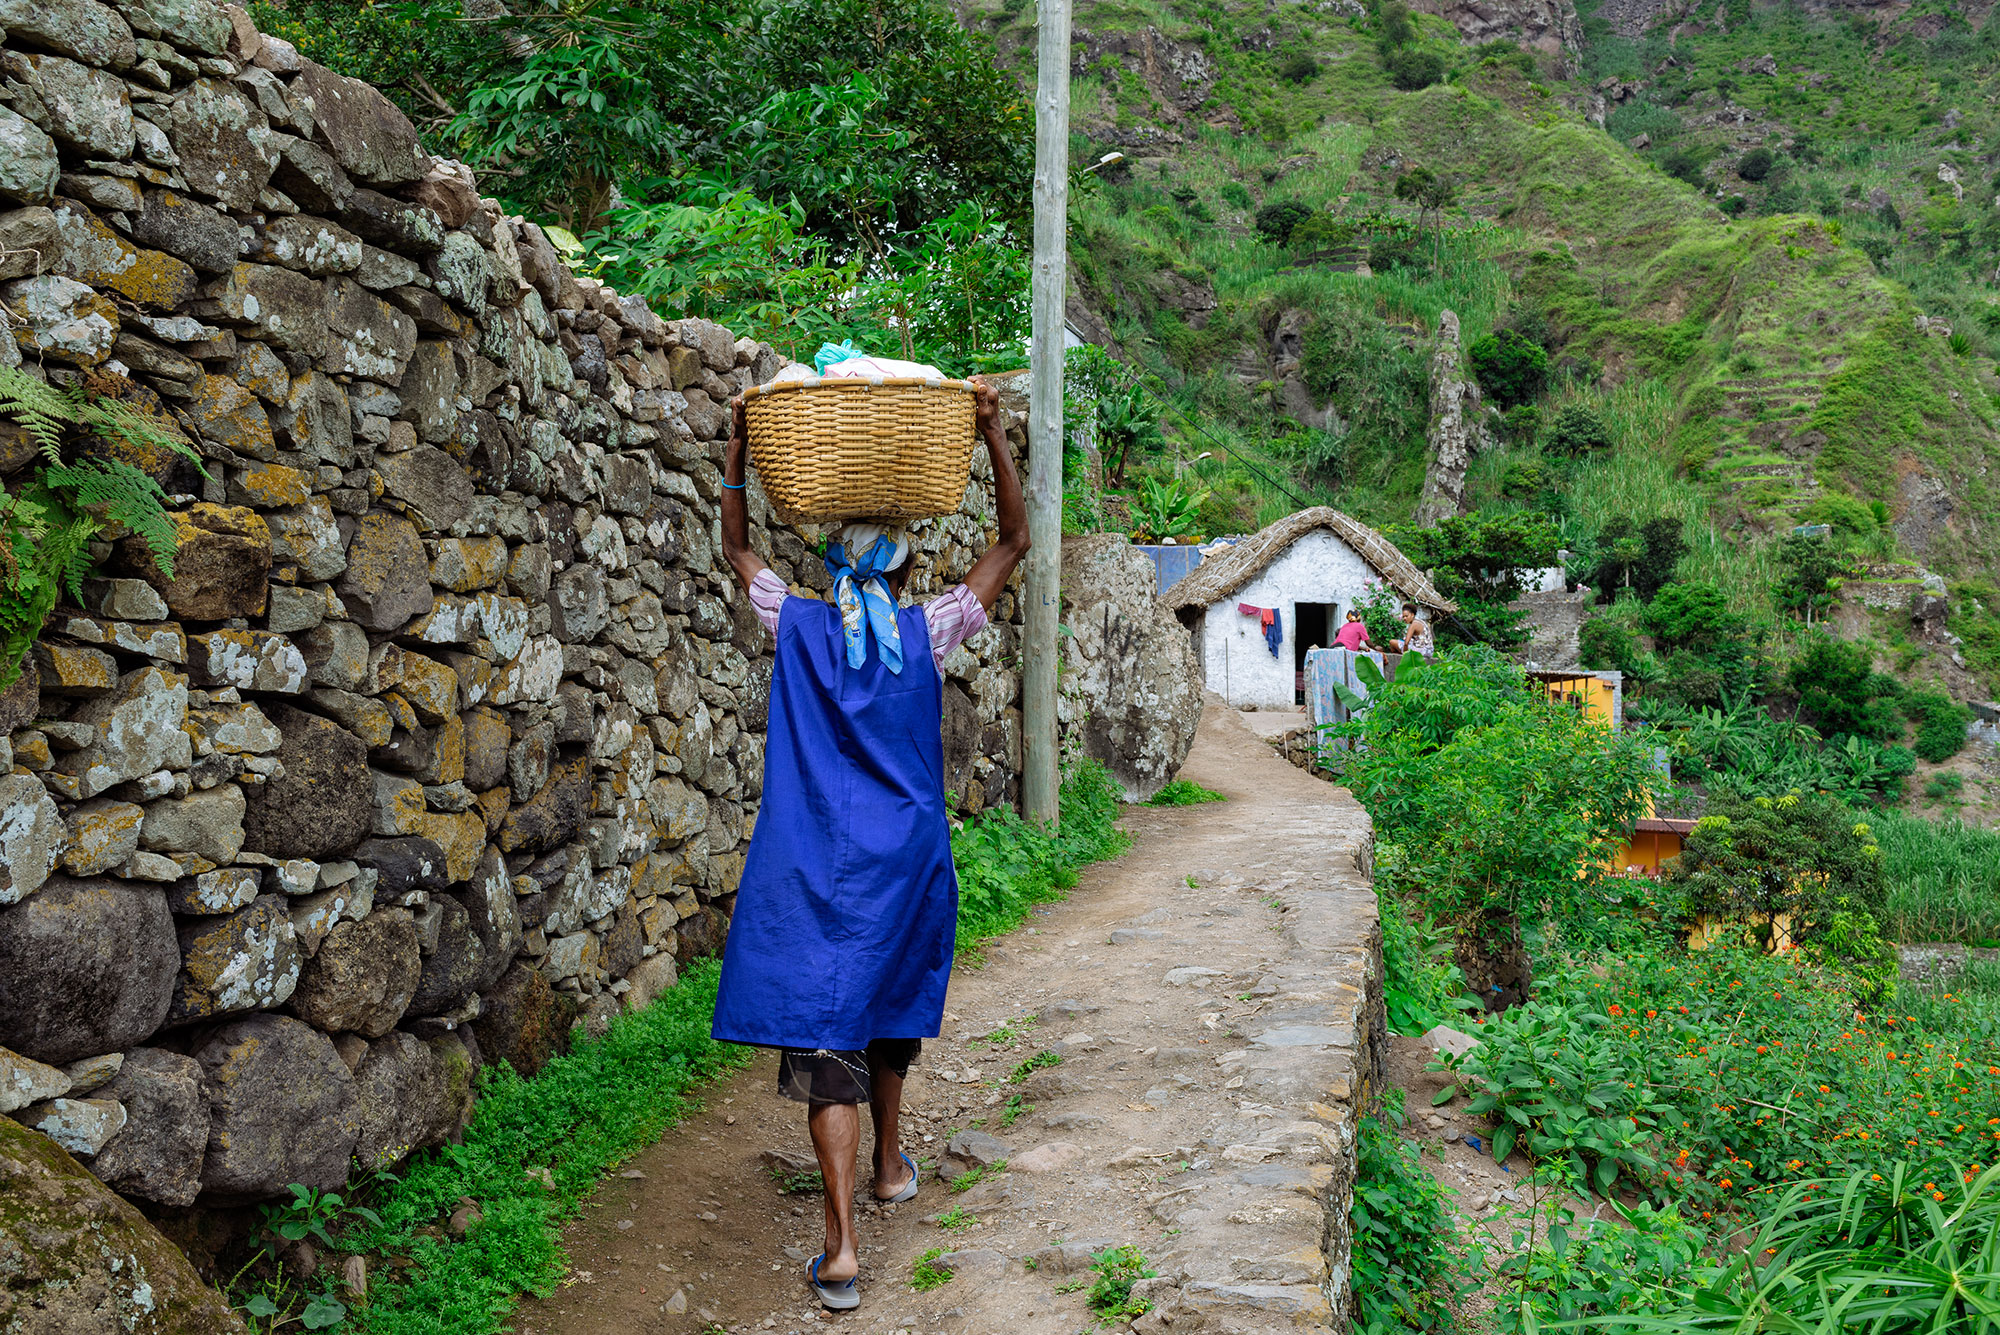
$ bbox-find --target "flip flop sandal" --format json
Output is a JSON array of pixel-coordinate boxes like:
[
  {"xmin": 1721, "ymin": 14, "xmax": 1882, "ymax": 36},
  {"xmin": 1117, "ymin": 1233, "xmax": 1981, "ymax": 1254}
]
[
  {"xmin": 808, "ymin": 1254, "xmax": 860, "ymax": 1311},
  {"xmin": 878, "ymin": 1151, "xmax": 920, "ymax": 1205}
]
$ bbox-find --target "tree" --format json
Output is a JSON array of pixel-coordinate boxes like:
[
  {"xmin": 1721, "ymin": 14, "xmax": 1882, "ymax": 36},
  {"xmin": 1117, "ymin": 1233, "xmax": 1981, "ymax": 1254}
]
[
  {"xmin": 1384, "ymin": 47, "xmax": 1445, "ymax": 90},
  {"xmin": 1389, "ymin": 511, "xmax": 1560, "ymax": 649},
  {"xmin": 1543, "ymin": 403, "xmax": 1612, "ymax": 458},
  {"xmin": 1773, "ymin": 531, "xmax": 1844, "ymax": 626},
  {"xmin": 1582, "ymin": 515, "xmax": 1684, "ymax": 599},
  {"xmin": 1096, "ymin": 387, "xmax": 1165, "ymax": 486},
  {"xmin": 1663, "ymin": 790, "xmax": 1891, "ymax": 993},
  {"xmin": 1392, "ymin": 166, "xmax": 1458, "ymax": 234},
  {"xmin": 1254, "ymin": 200, "xmax": 1315, "ymax": 245},
  {"xmin": 1466, "ymin": 329, "xmax": 1548, "ymax": 408},
  {"xmin": 1341, "ymin": 650, "xmax": 1658, "ymax": 1001}
]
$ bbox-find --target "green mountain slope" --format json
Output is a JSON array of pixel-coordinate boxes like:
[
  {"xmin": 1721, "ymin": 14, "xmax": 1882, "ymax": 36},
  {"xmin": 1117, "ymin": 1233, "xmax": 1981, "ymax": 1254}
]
[{"xmin": 961, "ymin": 0, "xmax": 2000, "ymax": 584}]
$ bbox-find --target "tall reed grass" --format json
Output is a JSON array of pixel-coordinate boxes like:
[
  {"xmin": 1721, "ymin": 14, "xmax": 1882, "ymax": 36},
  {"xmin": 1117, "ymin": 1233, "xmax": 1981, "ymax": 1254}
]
[{"xmin": 1872, "ymin": 810, "xmax": 2000, "ymax": 946}]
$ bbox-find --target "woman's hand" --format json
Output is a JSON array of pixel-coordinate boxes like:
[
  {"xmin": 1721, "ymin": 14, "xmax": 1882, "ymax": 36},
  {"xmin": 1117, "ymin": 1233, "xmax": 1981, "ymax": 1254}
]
[{"xmin": 971, "ymin": 382, "xmax": 1001, "ymax": 433}]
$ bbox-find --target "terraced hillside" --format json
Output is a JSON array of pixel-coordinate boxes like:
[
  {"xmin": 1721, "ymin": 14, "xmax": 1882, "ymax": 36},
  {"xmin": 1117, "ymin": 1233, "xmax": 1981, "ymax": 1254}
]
[{"xmin": 959, "ymin": 0, "xmax": 2000, "ymax": 578}]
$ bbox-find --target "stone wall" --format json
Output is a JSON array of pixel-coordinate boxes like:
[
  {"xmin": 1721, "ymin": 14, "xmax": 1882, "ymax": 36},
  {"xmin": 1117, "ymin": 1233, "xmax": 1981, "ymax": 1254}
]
[{"xmin": 0, "ymin": 0, "xmax": 1028, "ymax": 1211}]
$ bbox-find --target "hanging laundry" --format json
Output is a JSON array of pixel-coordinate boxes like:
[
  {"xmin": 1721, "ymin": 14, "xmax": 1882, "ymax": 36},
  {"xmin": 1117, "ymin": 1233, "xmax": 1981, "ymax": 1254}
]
[{"xmin": 1237, "ymin": 603, "xmax": 1283, "ymax": 658}]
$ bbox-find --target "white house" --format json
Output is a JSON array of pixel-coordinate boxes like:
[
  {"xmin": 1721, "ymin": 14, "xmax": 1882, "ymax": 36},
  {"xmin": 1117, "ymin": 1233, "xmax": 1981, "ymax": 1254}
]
[{"xmin": 1161, "ymin": 507, "xmax": 1458, "ymax": 710}]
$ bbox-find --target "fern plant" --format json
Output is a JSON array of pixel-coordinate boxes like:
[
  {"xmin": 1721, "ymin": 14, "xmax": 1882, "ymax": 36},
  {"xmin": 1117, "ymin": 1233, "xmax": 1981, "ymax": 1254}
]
[{"xmin": 0, "ymin": 366, "xmax": 204, "ymax": 689}]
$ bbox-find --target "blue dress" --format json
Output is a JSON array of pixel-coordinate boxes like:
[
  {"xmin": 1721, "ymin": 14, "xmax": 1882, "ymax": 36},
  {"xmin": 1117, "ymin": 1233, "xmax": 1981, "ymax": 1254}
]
[{"xmin": 711, "ymin": 596, "xmax": 958, "ymax": 1050}]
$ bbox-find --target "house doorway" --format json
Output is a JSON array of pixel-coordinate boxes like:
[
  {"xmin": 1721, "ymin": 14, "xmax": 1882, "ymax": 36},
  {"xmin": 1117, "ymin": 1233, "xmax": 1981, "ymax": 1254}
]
[{"xmin": 1293, "ymin": 602, "xmax": 1334, "ymax": 705}]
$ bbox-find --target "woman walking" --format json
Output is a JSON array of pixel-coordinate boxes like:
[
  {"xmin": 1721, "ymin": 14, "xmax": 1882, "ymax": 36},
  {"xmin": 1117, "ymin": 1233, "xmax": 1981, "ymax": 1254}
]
[{"xmin": 710, "ymin": 383, "xmax": 1029, "ymax": 1310}]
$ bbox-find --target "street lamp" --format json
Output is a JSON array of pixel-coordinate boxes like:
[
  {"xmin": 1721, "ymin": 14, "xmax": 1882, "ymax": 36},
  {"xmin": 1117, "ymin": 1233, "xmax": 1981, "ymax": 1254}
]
[{"xmin": 1081, "ymin": 151, "xmax": 1125, "ymax": 175}]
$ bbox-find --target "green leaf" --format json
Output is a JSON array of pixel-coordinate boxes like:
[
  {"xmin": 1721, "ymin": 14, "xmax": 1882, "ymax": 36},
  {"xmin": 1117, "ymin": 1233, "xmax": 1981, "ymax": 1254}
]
[
  {"xmin": 1492, "ymin": 1125, "xmax": 1516, "ymax": 1162},
  {"xmin": 1430, "ymin": 1085, "xmax": 1457, "ymax": 1105},
  {"xmin": 301, "ymin": 1293, "xmax": 348, "ymax": 1329},
  {"xmin": 243, "ymin": 1294, "xmax": 279, "ymax": 1317},
  {"xmin": 1593, "ymin": 1156, "xmax": 1619, "ymax": 1193}
]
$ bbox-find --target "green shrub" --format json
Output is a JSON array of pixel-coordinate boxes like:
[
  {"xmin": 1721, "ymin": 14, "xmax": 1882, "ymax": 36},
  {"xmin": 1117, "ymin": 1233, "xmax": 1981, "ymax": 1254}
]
[
  {"xmin": 1641, "ymin": 581, "xmax": 1741, "ymax": 655},
  {"xmin": 1471, "ymin": 39, "xmax": 1536, "ymax": 77},
  {"xmin": 1275, "ymin": 49, "xmax": 1319, "ymax": 83},
  {"xmin": 1383, "ymin": 47, "xmax": 1446, "ymax": 90},
  {"xmin": 951, "ymin": 761, "xmax": 1130, "ymax": 951},
  {"xmin": 1219, "ymin": 180, "xmax": 1253, "ymax": 210},
  {"xmin": 1660, "ymin": 146, "xmax": 1708, "ymax": 186},
  {"xmin": 1606, "ymin": 99, "xmax": 1683, "ymax": 145},
  {"xmin": 1494, "ymin": 1200, "xmax": 1715, "ymax": 1333},
  {"xmin": 1654, "ymin": 649, "xmax": 1726, "ymax": 708},
  {"xmin": 1086, "ymin": 1246, "xmax": 1157, "ymax": 1320},
  {"xmin": 1787, "ymin": 633, "xmax": 1900, "ymax": 741},
  {"xmin": 1799, "ymin": 492, "xmax": 1879, "ymax": 538},
  {"xmin": 1735, "ymin": 147, "xmax": 1776, "ymax": 181},
  {"xmin": 1336, "ymin": 650, "xmax": 1658, "ymax": 951},
  {"xmin": 1719, "ymin": 194, "xmax": 1747, "ymax": 217},
  {"xmin": 1499, "ymin": 403, "xmax": 1542, "ymax": 442},
  {"xmin": 1580, "ymin": 616, "xmax": 1642, "ymax": 674},
  {"xmin": 1500, "ymin": 459, "xmax": 1549, "ymax": 500},
  {"xmin": 1467, "ymin": 329, "xmax": 1549, "ymax": 408},
  {"xmin": 1353, "ymin": 1091, "xmax": 1476, "ymax": 1331},
  {"xmin": 1438, "ymin": 943, "xmax": 1998, "ymax": 1206},
  {"xmin": 1366, "ymin": 229, "xmax": 1425, "ymax": 273},
  {"xmin": 1289, "ymin": 213, "xmax": 1357, "ymax": 252},
  {"xmin": 1253, "ymin": 200, "xmax": 1314, "ymax": 245},
  {"xmin": 1146, "ymin": 779, "xmax": 1225, "ymax": 806},
  {"xmin": 1902, "ymin": 689, "xmax": 1971, "ymax": 763},
  {"xmin": 1544, "ymin": 403, "xmax": 1613, "ymax": 457}
]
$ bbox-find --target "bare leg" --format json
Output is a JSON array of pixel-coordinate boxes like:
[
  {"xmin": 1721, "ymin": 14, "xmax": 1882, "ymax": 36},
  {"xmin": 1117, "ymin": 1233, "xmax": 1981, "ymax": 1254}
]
[
  {"xmin": 867, "ymin": 1052, "xmax": 913, "ymax": 1199},
  {"xmin": 807, "ymin": 1102, "xmax": 860, "ymax": 1284}
]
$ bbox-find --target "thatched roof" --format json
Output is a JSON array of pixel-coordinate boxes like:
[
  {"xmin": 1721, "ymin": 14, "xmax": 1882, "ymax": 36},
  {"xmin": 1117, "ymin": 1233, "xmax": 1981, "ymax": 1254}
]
[{"xmin": 1161, "ymin": 507, "xmax": 1459, "ymax": 615}]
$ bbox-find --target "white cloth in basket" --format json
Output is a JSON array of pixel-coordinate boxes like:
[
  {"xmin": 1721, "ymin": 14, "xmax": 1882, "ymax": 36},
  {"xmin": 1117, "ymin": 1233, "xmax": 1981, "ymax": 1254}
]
[{"xmin": 821, "ymin": 354, "xmax": 947, "ymax": 380}]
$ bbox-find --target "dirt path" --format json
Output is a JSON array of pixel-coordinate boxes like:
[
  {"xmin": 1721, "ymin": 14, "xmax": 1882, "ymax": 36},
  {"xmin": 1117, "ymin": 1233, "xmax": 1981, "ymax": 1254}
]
[{"xmin": 512, "ymin": 701, "xmax": 1379, "ymax": 1335}]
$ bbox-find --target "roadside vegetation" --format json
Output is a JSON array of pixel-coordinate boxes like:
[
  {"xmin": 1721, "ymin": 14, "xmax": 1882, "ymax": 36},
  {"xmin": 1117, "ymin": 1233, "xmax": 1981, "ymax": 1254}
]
[
  {"xmin": 1330, "ymin": 650, "xmax": 2000, "ymax": 1333},
  {"xmin": 227, "ymin": 762, "xmax": 1130, "ymax": 1332}
]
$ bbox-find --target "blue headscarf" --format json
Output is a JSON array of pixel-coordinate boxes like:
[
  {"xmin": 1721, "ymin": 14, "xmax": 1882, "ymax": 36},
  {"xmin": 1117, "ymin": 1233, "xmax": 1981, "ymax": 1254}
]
[{"xmin": 823, "ymin": 523, "xmax": 910, "ymax": 674}]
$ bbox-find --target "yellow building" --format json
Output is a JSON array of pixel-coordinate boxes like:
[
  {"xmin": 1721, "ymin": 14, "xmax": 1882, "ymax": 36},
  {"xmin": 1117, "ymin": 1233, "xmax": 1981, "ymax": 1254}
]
[{"xmin": 1529, "ymin": 669, "xmax": 1686, "ymax": 878}]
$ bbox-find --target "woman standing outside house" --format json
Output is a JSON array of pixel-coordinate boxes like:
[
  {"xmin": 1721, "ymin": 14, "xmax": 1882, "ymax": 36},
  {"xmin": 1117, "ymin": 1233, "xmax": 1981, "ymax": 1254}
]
[{"xmin": 709, "ymin": 383, "xmax": 1029, "ymax": 1311}]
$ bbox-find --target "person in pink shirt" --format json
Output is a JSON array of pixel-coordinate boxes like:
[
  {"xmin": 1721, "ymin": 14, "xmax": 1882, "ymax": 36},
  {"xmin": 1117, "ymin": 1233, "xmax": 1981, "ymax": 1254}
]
[{"xmin": 1331, "ymin": 609, "xmax": 1372, "ymax": 652}]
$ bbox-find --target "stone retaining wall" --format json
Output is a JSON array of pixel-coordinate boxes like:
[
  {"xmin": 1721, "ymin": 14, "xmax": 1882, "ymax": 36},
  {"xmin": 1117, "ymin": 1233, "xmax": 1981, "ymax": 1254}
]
[{"xmin": 0, "ymin": 0, "xmax": 1029, "ymax": 1212}]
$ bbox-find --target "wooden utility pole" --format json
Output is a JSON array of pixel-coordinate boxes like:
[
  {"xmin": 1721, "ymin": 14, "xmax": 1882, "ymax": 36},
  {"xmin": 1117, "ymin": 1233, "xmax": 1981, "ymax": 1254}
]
[{"xmin": 1021, "ymin": 0, "xmax": 1069, "ymax": 824}]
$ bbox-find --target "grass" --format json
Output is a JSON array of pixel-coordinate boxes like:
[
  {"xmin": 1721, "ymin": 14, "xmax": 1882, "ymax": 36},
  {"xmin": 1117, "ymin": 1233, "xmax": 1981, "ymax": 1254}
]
[
  {"xmin": 1008, "ymin": 1050, "xmax": 1064, "ymax": 1083},
  {"xmin": 1085, "ymin": 1245, "xmax": 1157, "ymax": 1321},
  {"xmin": 1146, "ymin": 778, "xmax": 1226, "ymax": 806},
  {"xmin": 286, "ymin": 762, "xmax": 1134, "ymax": 1334},
  {"xmin": 912, "ymin": 1248, "xmax": 953, "ymax": 1291},
  {"xmin": 952, "ymin": 761, "xmax": 1131, "ymax": 955},
  {"xmin": 934, "ymin": 1204, "xmax": 978, "ymax": 1230},
  {"xmin": 1873, "ymin": 810, "xmax": 2000, "ymax": 946},
  {"xmin": 346, "ymin": 961, "xmax": 751, "ymax": 1335},
  {"xmin": 948, "ymin": 1160, "xmax": 1008, "ymax": 1193}
]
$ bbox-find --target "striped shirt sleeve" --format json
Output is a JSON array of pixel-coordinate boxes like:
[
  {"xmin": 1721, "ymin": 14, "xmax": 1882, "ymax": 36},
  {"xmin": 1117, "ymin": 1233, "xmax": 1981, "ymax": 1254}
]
[
  {"xmin": 923, "ymin": 584, "xmax": 989, "ymax": 668},
  {"xmin": 748, "ymin": 568, "xmax": 788, "ymax": 637},
  {"xmin": 753, "ymin": 570, "xmax": 987, "ymax": 671}
]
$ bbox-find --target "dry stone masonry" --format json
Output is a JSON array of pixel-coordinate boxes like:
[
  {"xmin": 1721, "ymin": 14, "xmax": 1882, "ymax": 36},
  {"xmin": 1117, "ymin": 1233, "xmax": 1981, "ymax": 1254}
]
[{"xmin": 0, "ymin": 0, "xmax": 1036, "ymax": 1238}]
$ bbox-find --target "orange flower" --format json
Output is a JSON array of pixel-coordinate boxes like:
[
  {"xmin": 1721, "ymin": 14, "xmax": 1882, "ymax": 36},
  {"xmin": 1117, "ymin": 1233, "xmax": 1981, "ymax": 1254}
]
[{"xmin": 1720, "ymin": 1178, "xmax": 1734, "ymax": 1188}]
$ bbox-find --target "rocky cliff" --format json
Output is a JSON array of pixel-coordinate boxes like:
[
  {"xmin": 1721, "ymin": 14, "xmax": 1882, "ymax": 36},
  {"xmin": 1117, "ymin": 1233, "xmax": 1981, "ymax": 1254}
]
[{"xmin": 0, "ymin": 0, "xmax": 1031, "ymax": 1237}]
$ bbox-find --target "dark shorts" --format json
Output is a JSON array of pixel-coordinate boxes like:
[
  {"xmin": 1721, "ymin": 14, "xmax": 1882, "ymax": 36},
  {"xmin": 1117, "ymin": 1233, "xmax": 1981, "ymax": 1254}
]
[{"xmin": 777, "ymin": 1039, "xmax": 922, "ymax": 1107}]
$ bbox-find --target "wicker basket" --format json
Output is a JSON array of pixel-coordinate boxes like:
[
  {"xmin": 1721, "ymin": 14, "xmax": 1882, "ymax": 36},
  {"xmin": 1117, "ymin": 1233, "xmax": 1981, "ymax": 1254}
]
[{"xmin": 741, "ymin": 376, "xmax": 978, "ymax": 523}]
